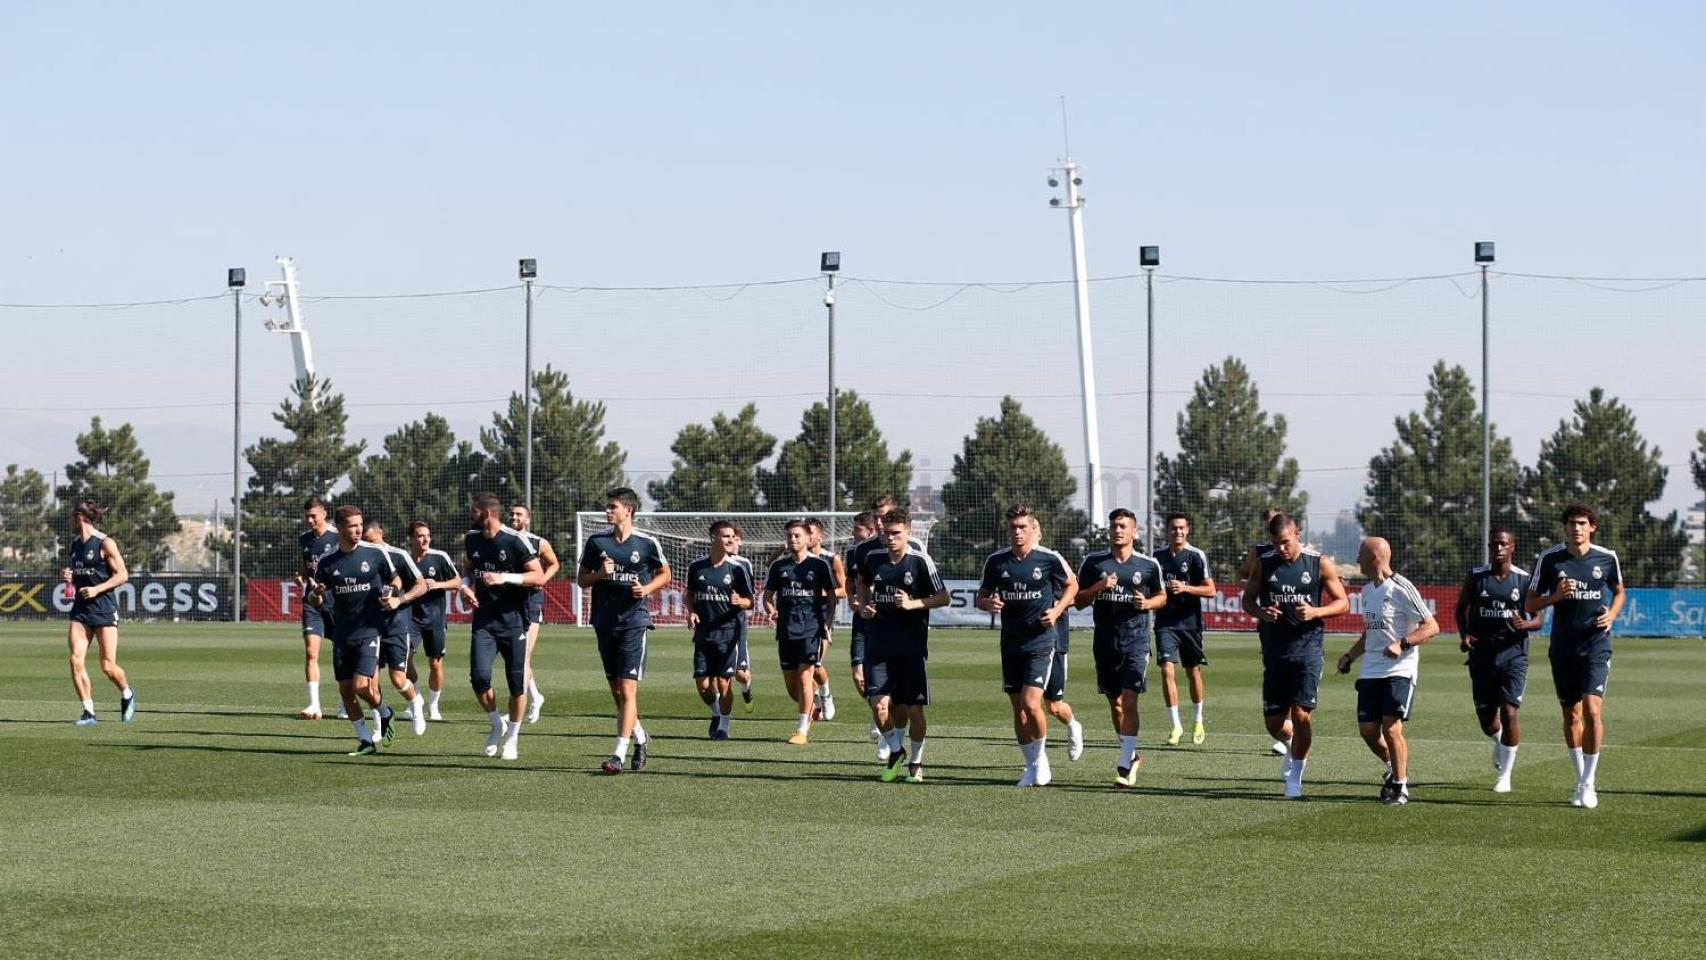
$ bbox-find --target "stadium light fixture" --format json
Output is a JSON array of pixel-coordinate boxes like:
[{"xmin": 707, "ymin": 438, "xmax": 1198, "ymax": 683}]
[
  {"xmin": 1474, "ymin": 241, "xmax": 1495, "ymax": 264},
  {"xmin": 820, "ymin": 251, "xmax": 840, "ymax": 273},
  {"xmin": 518, "ymin": 258, "xmax": 537, "ymax": 280},
  {"xmin": 1139, "ymin": 246, "xmax": 1160, "ymax": 268},
  {"xmin": 227, "ymin": 267, "xmax": 246, "ymax": 288}
]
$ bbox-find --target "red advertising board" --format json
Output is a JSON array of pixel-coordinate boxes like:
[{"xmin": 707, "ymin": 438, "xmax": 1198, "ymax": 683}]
[{"xmin": 245, "ymin": 579, "xmax": 579, "ymax": 624}]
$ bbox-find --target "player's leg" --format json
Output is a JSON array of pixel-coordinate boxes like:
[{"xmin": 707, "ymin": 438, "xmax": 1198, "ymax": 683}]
[
  {"xmin": 495, "ymin": 632, "xmax": 527, "ymax": 759},
  {"xmin": 1261, "ymin": 658, "xmax": 1294, "ymax": 756},
  {"xmin": 873, "ymin": 689, "xmax": 905, "ymax": 779},
  {"xmin": 67, "ymin": 621, "xmax": 97, "ymax": 723},
  {"xmin": 1043, "ymin": 651, "xmax": 1083, "ymax": 762},
  {"xmin": 1576, "ymin": 656, "xmax": 1608, "ymax": 808},
  {"xmin": 693, "ymin": 643, "xmax": 719, "ymax": 737},
  {"xmin": 422, "ymin": 624, "xmax": 447, "ymax": 719},
  {"xmin": 1381, "ymin": 715, "xmax": 1408, "ymax": 804},
  {"xmin": 384, "ymin": 636, "xmax": 425, "ymax": 736},
  {"xmin": 787, "ymin": 664, "xmax": 816, "ymax": 743},
  {"xmin": 524, "ymin": 620, "xmax": 545, "ymax": 723},
  {"xmin": 711, "ymin": 670, "xmax": 734, "ymax": 739},
  {"xmin": 470, "ymin": 628, "xmax": 507, "ymax": 756},
  {"xmin": 1183, "ymin": 631, "xmax": 1208, "ymax": 743},
  {"xmin": 1156, "ymin": 629, "xmax": 1184, "ymax": 744},
  {"xmin": 901, "ymin": 673, "xmax": 929, "ymax": 782},
  {"xmin": 301, "ymin": 630, "xmax": 326, "ymax": 719}
]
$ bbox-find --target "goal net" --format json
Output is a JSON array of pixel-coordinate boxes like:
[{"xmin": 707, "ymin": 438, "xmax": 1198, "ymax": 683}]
[{"xmin": 571, "ymin": 511, "xmax": 937, "ymax": 627}]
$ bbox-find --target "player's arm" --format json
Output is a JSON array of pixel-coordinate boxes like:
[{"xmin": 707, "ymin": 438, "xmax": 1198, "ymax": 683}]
[
  {"xmin": 1302, "ymin": 556, "xmax": 1351, "ymax": 621},
  {"xmin": 85, "ymin": 538, "xmax": 130, "ymax": 598},
  {"xmin": 900, "ymin": 557, "xmax": 950, "ymax": 612},
  {"xmin": 575, "ymin": 539, "xmax": 612, "ymax": 590},
  {"xmin": 1597, "ymin": 559, "xmax": 1626, "ymax": 630},
  {"xmin": 1139, "ymin": 567, "xmax": 1169, "ymax": 612},
  {"xmin": 537, "ymin": 538, "xmax": 562, "ymax": 583},
  {"xmin": 1514, "ymin": 594, "xmax": 1545, "ymax": 633},
  {"xmin": 1237, "ymin": 546, "xmax": 1261, "ymax": 582},
  {"xmin": 308, "ymin": 562, "xmax": 330, "ymax": 607},
  {"xmin": 1242, "ymin": 568, "xmax": 1280, "ymax": 623},
  {"xmin": 830, "ymin": 554, "xmax": 848, "ymax": 600},
  {"xmin": 458, "ymin": 557, "xmax": 480, "ymax": 609},
  {"xmin": 1453, "ymin": 573, "xmax": 1476, "ymax": 649},
  {"xmin": 854, "ymin": 576, "xmax": 877, "ymax": 618},
  {"xmin": 1040, "ymin": 566, "xmax": 1076, "ymax": 626},
  {"xmin": 1399, "ymin": 582, "xmax": 1441, "ymax": 649},
  {"xmin": 391, "ymin": 551, "xmax": 431, "ymax": 606},
  {"xmin": 1073, "ymin": 560, "xmax": 1106, "ymax": 610},
  {"xmin": 428, "ymin": 557, "xmax": 460, "ymax": 595},
  {"xmin": 1336, "ymin": 631, "xmax": 1367, "ymax": 674},
  {"xmin": 975, "ymin": 559, "xmax": 1003, "ymax": 613},
  {"xmin": 634, "ymin": 559, "xmax": 671, "ymax": 599},
  {"xmin": 730, "ymin": 564, "xmax": 754, "ymax": 610},
  {"xmin": 1182, "ymin": 556, "xmax": 1216, "ymax": 598},
  {"xmin": 1525, "ymin": 559, "xmax": 1570, "ymax": 615}
]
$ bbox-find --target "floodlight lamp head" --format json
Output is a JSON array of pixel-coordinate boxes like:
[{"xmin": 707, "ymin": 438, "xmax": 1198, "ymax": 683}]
[
  {"xmin": 1047, "ymin": 177, "xmax": 1059, "ymax": 188},
  {"xmin": 518, "ymin": 258, "xmax": 537, "ymax": 280},
  {"xmin": 1072, "ymin": 176, "xmax": 1082, "ymax": 186},
  {"xmin": 1474, "ymin": 241, "xmax": 1496, "ymax": 264},
  {"xmin": 820, "ymin": 251, "xmax": 840, "ymax": 273},
  {"xmin": 227, "ymin": 267, "xmax": 246, "ymax": 288},
  {"xmin": 1139, "ymin": 245, "xmax": 1160, "ymax": 267},
  {"xmin": 1049, "ymin": 197, "xmax": 1062, "ymax": 207}
]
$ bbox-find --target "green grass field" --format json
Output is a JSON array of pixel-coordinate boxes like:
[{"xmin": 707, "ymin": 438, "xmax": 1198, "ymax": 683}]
[{"xmin": 2, "ymin": 623, "xmax": 1701, "ymax": 959}]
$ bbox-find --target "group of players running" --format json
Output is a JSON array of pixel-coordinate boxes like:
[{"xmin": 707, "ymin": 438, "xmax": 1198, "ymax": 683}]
[{"xmin": 58, "ymin": 485, "xmax": 1623, "ymax": 808}]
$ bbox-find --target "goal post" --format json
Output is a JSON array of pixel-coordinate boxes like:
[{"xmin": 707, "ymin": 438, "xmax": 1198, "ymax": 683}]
[{"xmin": 570, "ymin": 511, "xmax": 937, "ymax": 628}]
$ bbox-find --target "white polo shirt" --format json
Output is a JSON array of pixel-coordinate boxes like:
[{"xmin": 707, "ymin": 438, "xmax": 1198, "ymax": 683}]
[{"xmin": 1358, "ymin": 573, "xmax": 1432, "ymax": 681}]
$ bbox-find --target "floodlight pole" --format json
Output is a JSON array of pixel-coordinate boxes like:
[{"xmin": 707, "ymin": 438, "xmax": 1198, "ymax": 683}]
[
  {"xmin": 523, "ymin": 272, "xmax": 535, "ymax": 513},
  {"xmin": 826, "ymin": 271, "xmax": 837, "ymax": 512},
  {"xmin": 1145, "ymin": 263, "xmax": 1156, "ymax": 556},
  {"xmin": 1479, "ymin": 252, "xmax": 1491, "ymax": 564},
  {"xmin": 229, "ymin": 272, "xmax": 244, "ymax": 623},
  {"xmin": 1055, "ymin": 159, "xmax": 1105, "ymax": 525}
]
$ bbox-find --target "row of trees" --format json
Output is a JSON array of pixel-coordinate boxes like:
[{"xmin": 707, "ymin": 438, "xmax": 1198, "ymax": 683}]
[{"xmin": 3, "ymin": 359, "xmax": 1702, "ymax": 583}]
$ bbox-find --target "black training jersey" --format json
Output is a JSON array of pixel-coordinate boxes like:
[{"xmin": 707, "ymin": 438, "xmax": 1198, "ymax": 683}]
[
  {"xmin": 766, "ymin": 552, "xmax": 834, "ymax": 642},
  {"xmin": 851, "ymin": 535, "xmax": 926, "ymax": 584},
  {"xmin": 1529, "ymin": 544, "xmax": 1621, "ymax": 656},
  {"xmin": 1256, "ymin": 548, "xmax": 1325, "ymax": 660},
  {"xmin": 312, "ymin": 543, "xmax": 396, "ymax": 642},
  {"xmin": 1077, "ymin": 550, "xmax": 1165, "ymax": 649},
  {"xmin": 580, "ymin": 530, "xmax": 668, "ymax": 630},
  {"xmin": 409, "ymin": 548, "xmax": 458, "ymax": 627},
  {"xmin": 1462, "ymin": 565, "xmax": 1532, "ymax": 655},
  {"xmin": 859, "ymin": 548, "xmax": 944, "ymax": 657},
  {"xmin": 687, "ymin": 555, "xmax": 755, "ymax": 636},
  {"xmin": 368, "ymin": 542, "xmax": 420, "ymax": 638},
  {"xmin": 300, "ymin": 526, "xmax": 339, "ymax": 607},
  {"xmin": 980, "ymin": 547, "xmax": 1074, "ymax": 652},
  {"xmin": 464, "ymin": 525, "xmax": 538, "ymax": 631},
  {"xmin": 1156, "ymin": 544, "xmax": 1211, "ymax": 630},
  {"xmin": 68, "ymin": 532, "xmax": 114, "ymax": 591}
]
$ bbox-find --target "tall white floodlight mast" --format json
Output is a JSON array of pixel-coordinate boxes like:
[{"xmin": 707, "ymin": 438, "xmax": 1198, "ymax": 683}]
[
  {"xmin": 259, "ymin": 256, "xmax": 315, "ymax": 381},
  {"xmin": 1049, "ymin": 157, "xmax": 1105, "ymax": 527}
]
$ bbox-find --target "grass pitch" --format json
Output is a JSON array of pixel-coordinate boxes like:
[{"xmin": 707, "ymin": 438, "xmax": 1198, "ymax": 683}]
[{"xmin": 1, "ymin": 623, "xmax": 1702, "ymax": 959}]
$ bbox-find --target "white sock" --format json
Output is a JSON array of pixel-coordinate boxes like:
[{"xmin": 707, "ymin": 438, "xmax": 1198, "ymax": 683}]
[
  {"xmin": 371, "ymin": 705, "xmax": 385, "ymax": 731},
  {"xmin": 820, "ymin": 680, "xmax": 832, "ymax": 697},
  {"xmin": 614, "ymin": 735, "xmax": 631, "ymax": 762},
  {"xmin": 633, "ymin": 723, "xmax": 649, "ymax": 745},
  {"xmin": 426, "ymin": 688, "xmax": 442, "ymax": 710},
  {"xmin": 1192, "ymin": 701, "xmax": 1204, "ymax": 722},
  {"xmin": 1581, "ymin": 751, "xmax": 1599, "ymax": 786},
  {"xmin": 796, "ymin": 713, "xmax": 812, "ymax": 734},
  {"xmin": 1020, "ymin": 740, "xmax": 1038, "ymax": 765},
  {"xmin": 1119, "ymin": 734, "xmax": 1138, "ymax": 768},
  {"xmin": 121, "ymin": 686, "xmax": 133, "ymax": 700},
  {"xmin": 886, "ymin": 729, "xmax": 905, "ymax": 752},
  {"xmin": 487, "ymin": 709, "xmax": 504, "ymax": 732},
  {"xmin": 527, "ymin": 676, "xmax": 544, "ymax": 700},
  {"xmin": 80, "ymin": 698, "xmax": 95, "ymax": 713},
  {"xmin": 907, "ymin": 737, "xmax": 925, "ymax": 765},
  {"xmin": 1568, "ymin": 747, "xmax": 1585, "ymax": 780},
  {"xmin": 1035, "ymin": 736, "xmax": 1048, "ymax": 761},
  {"xmin": 397, "ymin": 682, "xmax": 416, "ymax": 700},
  {"xmin": 1496, "ymin": 743, "xmax": 1517, "ymax": 773},
  {"xmin": 1291, "ymin": 757, "xmax": 1308, "ymax": 782},
  {"xmin": 353, "ymin": 718, "xmax": 370, "ymax": 741},
  {"xmin": 504, "ymin": 718, "xmax": 521, "ymax": 746},
  {"xmin": 1166, "ymin": 705, "xmax": 1181, "ymax": 728},
  {"xmin": 307, "ymin": 683, "xmax": 321, "ymax": 709}
]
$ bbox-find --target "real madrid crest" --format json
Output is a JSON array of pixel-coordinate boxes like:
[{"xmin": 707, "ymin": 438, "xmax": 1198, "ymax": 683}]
[
  {"xmin": 360, "ymin": 561, "xmax": 370, "ymax": 573},
  {"xmin": 1591, "ymin": 565, "xmax": 1602, "ymax": 579},
  {"xmin": 1301, "ymin": 571, "xmax": 1312, "ymax": 584},
  {"xmin": 630, "ymin": 551, "xmax": 640, "ymax": 564},
  {"xmin": 1031, "ymin": 567, "xmax": 1042, "ymax": 580}
]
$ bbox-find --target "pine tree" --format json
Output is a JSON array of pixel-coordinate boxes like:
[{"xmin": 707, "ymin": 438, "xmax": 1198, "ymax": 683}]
[
  {"xmin": 759, "ymin": 390, "xmax": 912, "ymax": 512},
  {"xmin": 1154, "ymin": 357, "xmax": 1307, "ymax": 581},
  {"xmin": 345, "ymin": 414, "xmax": 486, "ymax": 541},
  {"xmin": 647, "ymin": 404, "xmax": 776, "ymax": 512},
  {"xmin": 1359, "ymin": 362, "xmax": 1521, "ymax": 582},
  {"xmin": 57, "ymin": 418, "xmax": 182, "ymax": 570},
  {"xmin": 241, "ymin": 375, "xmax": 365, "ymax": 576},
  {"xmin": 480, "ymin": 365, "xmax": 625, "ymax": 541},
  {"xmin": 0, "ymin": 464, "xmax": 56, "ymax": 570},
  {"xmin": 933, "ymin": 397, "xmax": 1089, "ymax": 576},
  {"xmin": 1520, "ymin": 388, "xmax": 1687, "ymax": 585}
]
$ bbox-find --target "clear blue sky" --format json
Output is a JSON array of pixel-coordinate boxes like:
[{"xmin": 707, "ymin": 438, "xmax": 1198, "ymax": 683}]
[{"xmin": 2, "ymin": 2, "xmax": 1702, "ymax": 528}]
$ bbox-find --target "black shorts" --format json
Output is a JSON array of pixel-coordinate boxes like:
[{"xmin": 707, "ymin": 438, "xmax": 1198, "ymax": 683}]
[
  {"xmin": 1043, "ymin": 649, "xmax": 1070, "ymax": 703},
  {"xmin": 1094, "ymin": 643, "xmax": 1149, "ymax": 696},
  {"xmin": 1551, "ymin": 651, "xmax": 1611, "ymax": 705},
  {"xmin": 525, "ymin": 589, "xmax": 544, "ymax": 626},
  {"xmin": 1355, "ymin": 675, "xmax": 1416, "ymax": 722},
  {"xmin": 1001, "ymin": 645, "xmax": 1055, "ymax": 695},
  {"xmin": 331, "ymin": 635, "xmax": 381, "ymax": 682},
  {"xmin": 378, "ymin": 632, "xmax": 412, "ymax": 672},
  {"xmin": 777, "ymin": 634, "xmax": 823, "ymax": 671},
  {"xmin": 866, "ymin": 652, "xmax": 929, "ymax": 706},
  {"xmin": 1468, "ymin": 652, "xmax": 1528, "ymax": 710},
  {"xmin": 597, "ymin": 624, "xmax": 649, "ymax": 683},
  {"xmin": 414, "ymin": 620, "xmax": 448, "ymax": 660},
  {"xmin": 69, "ymin": 601, "xmax": 118, "ymax": 629},
  {"xmin": 849, "ymin": 621, "xmax": 868, "ymax": 667},
  {"xmin": 301, "ymin": 601, "xmax": 332, "ymax": 639},
  {"xmin": 693, "ymin": 623, "xmax": 741, "ymax": 679},
  {"xmin": 1155, "ymin": 626, "xmax": 1207, "ymax": 668},
  {"xmin": 736, "ymin": 624, "xmax": 750, "ymax": 670},
  {"xmin": 470, "ymin": 623, "xmax": 528, "ymax": 696},
  {"xmin": 1262, "ymin": 656, "xmax": 1323, "ymax": 715}
]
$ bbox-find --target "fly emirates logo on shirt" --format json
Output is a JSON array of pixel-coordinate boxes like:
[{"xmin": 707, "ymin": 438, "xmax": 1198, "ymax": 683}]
[
  {"xmin": 1001, "ymin": 569, "xmax": 1046, "ymax": 602},
  {"xmin": 331, "ymin": 579, "xmax": 374, "ymax": 596},
  {"xmin": 1266, "ymin": 578, "xmax": 1311, "ymax": 610}
]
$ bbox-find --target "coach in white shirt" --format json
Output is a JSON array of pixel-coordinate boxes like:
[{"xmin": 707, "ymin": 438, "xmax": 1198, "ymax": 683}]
[{"xmin": 1336, "ymin": 537, "xmax": 1439, "ymax": 806}]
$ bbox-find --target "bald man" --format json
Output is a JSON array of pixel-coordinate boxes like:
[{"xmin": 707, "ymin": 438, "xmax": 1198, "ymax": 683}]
[{"xmin": 1335, "ymin": 537, "xmax": 1439, "ymax": 806}]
